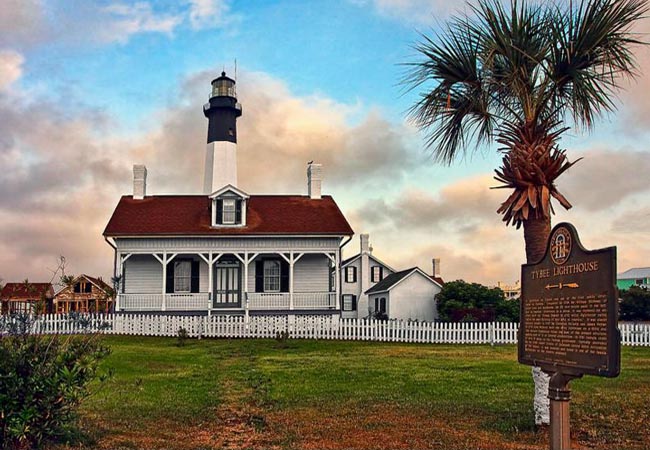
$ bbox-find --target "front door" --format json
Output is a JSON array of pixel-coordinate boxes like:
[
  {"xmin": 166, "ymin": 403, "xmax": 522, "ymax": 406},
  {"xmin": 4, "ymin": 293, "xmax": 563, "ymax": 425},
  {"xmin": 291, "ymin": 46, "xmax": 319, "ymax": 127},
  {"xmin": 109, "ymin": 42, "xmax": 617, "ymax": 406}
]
[{"xmin": 214, "ymin": 259, "xmax": 241, "ymax": 308}]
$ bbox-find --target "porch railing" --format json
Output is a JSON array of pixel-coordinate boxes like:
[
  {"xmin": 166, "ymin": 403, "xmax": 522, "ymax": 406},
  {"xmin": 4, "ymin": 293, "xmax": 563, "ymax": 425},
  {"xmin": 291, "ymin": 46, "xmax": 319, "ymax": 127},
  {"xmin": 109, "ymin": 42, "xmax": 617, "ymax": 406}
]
[
  {"xmin": 119, "ymin": 293, "xmax": 209, "ymax": 311},
  {"xmin": 120, "ymin": 294, "xmax": 162, "ymax": 311},
  {"xmin": 167, "ymin": 293, "xmax": 209, "ymax": 311},
  {"xmin": 247, "ymin": 292, "xmax": 336, "ymax": 310},
  {"xmin": 294, "ymin": 292, "xmax": 336, "ymax": 309},
  {"xmin": 119, "ymin": 292, "xmax": 337, "ymax": 311}
]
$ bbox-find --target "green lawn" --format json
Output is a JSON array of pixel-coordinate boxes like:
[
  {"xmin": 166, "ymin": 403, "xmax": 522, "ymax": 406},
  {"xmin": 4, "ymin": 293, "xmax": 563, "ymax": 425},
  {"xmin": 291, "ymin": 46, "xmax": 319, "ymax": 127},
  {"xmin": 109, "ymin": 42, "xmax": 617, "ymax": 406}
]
[{"xmin": 72, "ymin": 337, "xmax": 650, "ymax": 449}]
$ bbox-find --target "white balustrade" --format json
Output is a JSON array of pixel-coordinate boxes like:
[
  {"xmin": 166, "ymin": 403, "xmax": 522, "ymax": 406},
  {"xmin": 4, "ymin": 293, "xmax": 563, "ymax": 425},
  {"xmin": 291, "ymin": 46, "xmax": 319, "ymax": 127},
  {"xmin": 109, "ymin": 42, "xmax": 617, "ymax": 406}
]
[
  {"xmin": 247, "ymin": 293, "xmax": 290, "ymax": 309},
  {"xmin": 293, "ymin": 292, "xmax": 337, "ymax": 309},
  {"xmin": 167, "ymin": 293, "xmax": 210, "ymax": 311},
  {"xmin": 119, "ymin": 294, "xmax": 163, "ymax": 311}
]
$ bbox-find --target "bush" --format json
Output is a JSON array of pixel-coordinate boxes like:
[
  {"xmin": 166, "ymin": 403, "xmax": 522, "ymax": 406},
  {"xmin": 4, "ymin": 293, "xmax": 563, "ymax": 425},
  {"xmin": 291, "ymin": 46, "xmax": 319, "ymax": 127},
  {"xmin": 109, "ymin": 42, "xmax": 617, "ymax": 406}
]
[
  {"xmin": 0, "ymin": 314, "xmax": 110, "ymax": 449},
  {"xmin": 620, "ymin": 286, "xmax": 650, "ymax": 321},
  {"xmin": 176, "ymin": 327, "xmax": 189, "ymax": 347}
]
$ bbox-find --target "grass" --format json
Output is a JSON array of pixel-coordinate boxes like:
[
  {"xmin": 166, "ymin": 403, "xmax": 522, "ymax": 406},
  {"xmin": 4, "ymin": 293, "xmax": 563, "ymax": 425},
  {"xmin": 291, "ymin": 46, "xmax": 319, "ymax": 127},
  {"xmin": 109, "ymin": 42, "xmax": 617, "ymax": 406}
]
[{"xmin": 67, "ymin": 337, "xmax": 650, "ymax": 449}]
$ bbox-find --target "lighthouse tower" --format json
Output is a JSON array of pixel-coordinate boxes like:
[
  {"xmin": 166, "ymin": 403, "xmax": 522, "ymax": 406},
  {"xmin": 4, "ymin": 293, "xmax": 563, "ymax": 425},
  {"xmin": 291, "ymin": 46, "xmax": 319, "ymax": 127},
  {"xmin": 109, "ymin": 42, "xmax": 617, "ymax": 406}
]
[{"xmin": 203, "ymin": 72, "xmax": 242, "ymax": 193}]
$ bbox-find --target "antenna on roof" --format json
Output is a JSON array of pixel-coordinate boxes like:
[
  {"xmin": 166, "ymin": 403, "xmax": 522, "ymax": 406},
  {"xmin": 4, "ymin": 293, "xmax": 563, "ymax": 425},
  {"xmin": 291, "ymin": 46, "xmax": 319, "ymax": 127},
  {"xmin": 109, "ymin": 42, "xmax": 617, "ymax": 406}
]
[{"xmin": 234, "ymin": 58, "xmax": 237, "ymax": 81}]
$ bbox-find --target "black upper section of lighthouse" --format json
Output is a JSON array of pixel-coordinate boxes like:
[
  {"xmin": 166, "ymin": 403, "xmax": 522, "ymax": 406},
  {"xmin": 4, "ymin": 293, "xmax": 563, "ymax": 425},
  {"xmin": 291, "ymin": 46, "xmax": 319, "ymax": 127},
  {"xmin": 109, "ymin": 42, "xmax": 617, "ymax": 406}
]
[{"xmin": 204, "ymin": 72, "xmax": 242, "ymax": 144}]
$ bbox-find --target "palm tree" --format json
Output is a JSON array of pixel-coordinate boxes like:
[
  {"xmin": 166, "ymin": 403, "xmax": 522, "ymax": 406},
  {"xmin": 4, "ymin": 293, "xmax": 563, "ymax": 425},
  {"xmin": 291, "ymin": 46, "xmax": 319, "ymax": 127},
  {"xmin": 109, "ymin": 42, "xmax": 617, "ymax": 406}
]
[{"xmin": 404, "ymin": 0, "xmax": 646, "ymax": 424}]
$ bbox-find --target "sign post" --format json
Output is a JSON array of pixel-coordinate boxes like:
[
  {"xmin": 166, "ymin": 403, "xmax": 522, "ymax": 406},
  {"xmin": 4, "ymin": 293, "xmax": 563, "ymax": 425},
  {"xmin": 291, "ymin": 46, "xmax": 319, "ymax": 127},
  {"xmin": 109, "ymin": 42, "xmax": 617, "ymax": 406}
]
[{"xmin": 519, "ymin": 223, "xmax": 620, "ymax": 450}]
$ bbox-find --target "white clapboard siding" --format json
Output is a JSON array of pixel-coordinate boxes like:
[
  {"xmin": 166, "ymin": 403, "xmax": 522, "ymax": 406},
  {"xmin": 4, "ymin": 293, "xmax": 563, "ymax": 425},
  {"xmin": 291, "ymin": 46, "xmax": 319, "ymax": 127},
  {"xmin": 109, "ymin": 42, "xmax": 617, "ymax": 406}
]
[
  {"xmin": 294, "ymin": 254, "xmax": 330, "ymax": 292},
  {"xmin": 124, "ymin": 255, "xmax": 163, "ymax": 293},
  {"xmin": 4, "ymin": 314, "xmax": 649, "ymax": 347}
]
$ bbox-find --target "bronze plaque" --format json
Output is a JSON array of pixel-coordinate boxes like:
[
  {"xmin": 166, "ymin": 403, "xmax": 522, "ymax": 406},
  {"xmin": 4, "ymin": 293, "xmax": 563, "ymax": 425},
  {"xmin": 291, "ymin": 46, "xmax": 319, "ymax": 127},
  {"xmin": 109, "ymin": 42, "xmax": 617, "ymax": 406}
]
[{"xmin": 518, "ymin": 223, "xmax": 620, "ymax": 377}]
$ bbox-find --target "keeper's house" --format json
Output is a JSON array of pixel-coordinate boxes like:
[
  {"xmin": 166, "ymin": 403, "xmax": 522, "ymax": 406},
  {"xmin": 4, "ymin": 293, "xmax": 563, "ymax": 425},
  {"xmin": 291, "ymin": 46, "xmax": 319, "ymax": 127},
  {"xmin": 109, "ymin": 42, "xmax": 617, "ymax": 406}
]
[{"xmin": 104, "ymin": 73, "xmax": 353, "ymax": 316}]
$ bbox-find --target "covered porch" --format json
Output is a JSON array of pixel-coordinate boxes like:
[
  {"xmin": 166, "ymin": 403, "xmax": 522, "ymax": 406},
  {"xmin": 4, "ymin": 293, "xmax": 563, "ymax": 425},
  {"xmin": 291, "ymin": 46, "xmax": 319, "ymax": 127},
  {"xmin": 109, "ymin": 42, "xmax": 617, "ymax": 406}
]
[{"xmin": 116, "ymin": 250, "xmax": 339, "ymax": 313}]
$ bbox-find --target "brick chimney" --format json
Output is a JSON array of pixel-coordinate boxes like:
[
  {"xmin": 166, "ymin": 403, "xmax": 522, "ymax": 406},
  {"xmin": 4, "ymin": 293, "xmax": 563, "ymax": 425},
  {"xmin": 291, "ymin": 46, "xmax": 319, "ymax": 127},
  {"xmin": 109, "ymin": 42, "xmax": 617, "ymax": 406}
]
[
  {"xmin": 432, "ymin": 258, "xmax": 441, "ymax": 278},
  {"xmin": 307, "ymin": 162, "xmax": 322, "ymax": 199},
  {"xmin": 133, "ymin": 165, "xmax": 147, "ymax": 200}
]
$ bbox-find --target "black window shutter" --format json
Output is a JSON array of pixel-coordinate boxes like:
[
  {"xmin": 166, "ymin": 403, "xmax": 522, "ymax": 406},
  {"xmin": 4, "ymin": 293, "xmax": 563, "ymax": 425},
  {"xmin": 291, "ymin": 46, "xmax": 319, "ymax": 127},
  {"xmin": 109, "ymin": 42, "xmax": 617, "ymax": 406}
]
[
  {"xmin": 235, "ymin": 200, "xmax": 242, "ymax": 223},
  {"xmin": 280, "ymin": 259, "xmax": 290, "ymax": 292},
  {"xmin": 352, "ymin": 295, "xmax": 357, "ymax": 311},
  {"xmin": 378, "ymin": 267, "xmax": 383, "ymax": 282},
  {"xmin": 255, "ymin": 260, "xmax": 264, "ymax": 292},
  {"xmin": 191, "ymin": 260, "xmax": 200, "ymax": 293},
  {"xmin": 166, "ymin": 261, "xmax": 175, "ymax": 293},
  {"xmin": 216, "ymin": 199, "xmax": 223, "ymax": 224},
  {"xmin": 352, "ymin": 266, "xmax": 357, "ymax": 283}
]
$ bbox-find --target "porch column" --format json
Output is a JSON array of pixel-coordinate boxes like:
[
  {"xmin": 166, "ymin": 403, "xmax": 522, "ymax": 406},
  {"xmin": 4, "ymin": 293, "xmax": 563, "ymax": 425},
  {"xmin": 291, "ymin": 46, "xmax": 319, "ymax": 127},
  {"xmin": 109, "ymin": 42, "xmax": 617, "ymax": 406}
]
[
  {"xmin": 207, "ymin": 252, "xmax": 213, "ymax": 312},
  {"xmin": 289, "ymin": 252, "xmax": 294, "ymax": 310},
  {"xmin": 335, "ymin": 251, "xmax": 340, "ymax": 310},
  {"xmin": 161, "ymin": 252, "xmax": 167, "ymax": 311},
  {"xmin": 115, "ymin": 251, "xmax": 121, "ymax": 311},
  {"xmin": 244, "ymin": 251, "xmax": 249, "ymax": 323}
]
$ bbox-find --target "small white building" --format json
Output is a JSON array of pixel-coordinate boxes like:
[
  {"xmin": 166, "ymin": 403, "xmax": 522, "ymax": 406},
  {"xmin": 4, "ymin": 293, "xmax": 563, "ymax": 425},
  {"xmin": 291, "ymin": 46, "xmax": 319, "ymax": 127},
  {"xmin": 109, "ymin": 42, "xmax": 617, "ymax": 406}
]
[
  {"xmin": 340, "ymin": 234, "xmax": 396, "ymax": 319},
  {"xmin": 365, "ymin": 267, "xmax": 443, "ymax": 321}
]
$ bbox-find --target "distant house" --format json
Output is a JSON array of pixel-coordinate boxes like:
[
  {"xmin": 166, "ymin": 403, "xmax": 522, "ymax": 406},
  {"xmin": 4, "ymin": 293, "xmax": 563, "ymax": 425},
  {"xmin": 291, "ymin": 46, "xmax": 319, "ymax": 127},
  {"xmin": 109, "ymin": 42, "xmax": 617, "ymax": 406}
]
[
  {"xmin": 1, "ymin": 282, "xmax": 54, "ymax": 314},
  {"xmin": 493, "ymin": 280, "xmax": 521, "ymax": 300},
  {"xmin": 617, "ymin": 267, "xmax": 650, "ymax": 290},
  {"xmin": 340, "ymin": 234, "xmax": 396, "ymax": 319},
  {"xmin": 54, "ymin": 275, "xmax": 114, "ymax": 314},
  {"xmin": 365, "ymin": 267, "xmax": 443, "ymax": 321}
]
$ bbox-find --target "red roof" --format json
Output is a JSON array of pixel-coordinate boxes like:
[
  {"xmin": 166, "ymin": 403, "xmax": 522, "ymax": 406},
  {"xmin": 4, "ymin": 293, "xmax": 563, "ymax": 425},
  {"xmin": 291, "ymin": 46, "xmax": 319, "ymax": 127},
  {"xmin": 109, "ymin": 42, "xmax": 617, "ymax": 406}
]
[
  {"xmin": 1, "ymin": 283, "xmax": 54, "ymax": 300},
  {"xmin": 104, "ymin": 195, "xmax": 354, "ymax": 237}
]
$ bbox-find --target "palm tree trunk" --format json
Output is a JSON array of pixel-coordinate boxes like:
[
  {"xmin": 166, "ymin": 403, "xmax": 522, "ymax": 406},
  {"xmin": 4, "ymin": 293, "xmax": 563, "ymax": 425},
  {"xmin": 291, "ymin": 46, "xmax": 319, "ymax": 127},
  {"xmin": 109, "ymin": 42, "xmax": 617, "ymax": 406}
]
[{"xmin": 523, "ymin": 216, "xmax": 551, "ymax": 426}]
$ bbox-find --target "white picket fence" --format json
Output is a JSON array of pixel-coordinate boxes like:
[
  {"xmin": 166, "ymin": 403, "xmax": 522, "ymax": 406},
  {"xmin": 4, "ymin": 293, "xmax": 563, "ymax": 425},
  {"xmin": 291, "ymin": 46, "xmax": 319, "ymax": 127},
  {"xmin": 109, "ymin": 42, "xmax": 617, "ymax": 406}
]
[{"xmin": 2, "ymin": 313, "xmax": 650, "ymax": 346}]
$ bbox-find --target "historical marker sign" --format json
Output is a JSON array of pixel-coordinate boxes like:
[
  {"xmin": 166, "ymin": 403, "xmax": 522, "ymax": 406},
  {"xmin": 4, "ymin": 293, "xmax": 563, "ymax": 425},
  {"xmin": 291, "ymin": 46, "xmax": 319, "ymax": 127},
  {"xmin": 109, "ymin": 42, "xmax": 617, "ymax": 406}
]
[{"xmin": 518, "ymin": 222, "xmax": 620, "ymax": 377}]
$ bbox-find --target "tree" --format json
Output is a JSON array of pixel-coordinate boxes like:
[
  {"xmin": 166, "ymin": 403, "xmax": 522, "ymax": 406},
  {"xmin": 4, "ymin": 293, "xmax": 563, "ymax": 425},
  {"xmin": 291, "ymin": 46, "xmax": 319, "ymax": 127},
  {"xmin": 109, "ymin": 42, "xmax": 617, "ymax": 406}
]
[
  {"xmin": 436, "ymin": 280, "xmax": 519, "ymax": 322},
  {"xmin": 404, "ymin": 0, "xmax": 646, "ymax": 425},
  {"xmin": 620, "ymin": 286, "xmax": 650, "ymax": 321}
]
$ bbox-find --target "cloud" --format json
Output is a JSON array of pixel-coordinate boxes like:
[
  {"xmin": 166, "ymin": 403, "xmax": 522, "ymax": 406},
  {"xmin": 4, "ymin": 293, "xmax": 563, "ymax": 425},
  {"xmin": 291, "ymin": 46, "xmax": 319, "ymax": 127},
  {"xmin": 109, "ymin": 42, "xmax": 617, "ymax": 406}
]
[
  {"xmin": 0, "ymin": 50, "xmax": 24, "ymax": 91},
  {"xmin": 94, "ymin": 2, "xmax": 183, "ymax": 43},
  {"xmin": 352, "ymin": 0, "xmax": 461, "ymax": 24},
  {"xmin": 556, "ymin": 148, "xmax": 650, "ymax": 211},
  {"xmin": 0, "ymin": 0, "xmax": 46, "ymax": 47},
  {"xmin": 187, "ymin": 0, "xmax": 235, "ymax": 30},
  {"xmin": 0, "ymin": 1, "xmax": 237, "ymax": 49}
]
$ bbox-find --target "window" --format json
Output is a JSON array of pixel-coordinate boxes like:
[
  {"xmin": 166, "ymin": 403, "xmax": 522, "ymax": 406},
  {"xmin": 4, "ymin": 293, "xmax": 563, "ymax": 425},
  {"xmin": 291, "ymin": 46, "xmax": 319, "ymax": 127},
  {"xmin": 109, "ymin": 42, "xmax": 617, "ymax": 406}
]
[
  {"xmin": 342, "ymin": 295, "xmax": 357, "ymax": 311},
  {"xmin": 174, "ymin": 260, "xmax": 191, "ymax": 293},
  {"xmin": 263, "ymin": 260, "xmax": 281, "ymax": 292},
  {"xmin": 375, "ymin": 297, "xmax": 386, "ymax": 314},
  {"xmin": 345, "ymin": 266, "xmax": 357, "ymax": 283},
  {"xmin": 371, "ymin": 266, "xmax": 383, "ymax": 283},
  {"xmin": 84, "ymin": 282, "xmax": 92, "ymax": 293},
  {"xmin": 74, "ymin": 283, "xmax": 81, "ymax": 293},
  {"xmin": 636, "ymin": 279, "xmax": 644, "ymax": 285},
  {"xmin": 222, "ymin": 199, "xmax": 236, "ymax": 224}
]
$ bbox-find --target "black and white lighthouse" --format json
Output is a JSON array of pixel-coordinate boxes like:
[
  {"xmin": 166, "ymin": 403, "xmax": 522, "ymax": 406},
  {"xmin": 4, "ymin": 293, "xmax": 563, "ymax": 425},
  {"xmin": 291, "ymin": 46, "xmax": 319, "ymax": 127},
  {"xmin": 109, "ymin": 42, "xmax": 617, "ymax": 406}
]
[{"xmin": 203, "ymin": 71, "xmax": 242, "ymax": 193}]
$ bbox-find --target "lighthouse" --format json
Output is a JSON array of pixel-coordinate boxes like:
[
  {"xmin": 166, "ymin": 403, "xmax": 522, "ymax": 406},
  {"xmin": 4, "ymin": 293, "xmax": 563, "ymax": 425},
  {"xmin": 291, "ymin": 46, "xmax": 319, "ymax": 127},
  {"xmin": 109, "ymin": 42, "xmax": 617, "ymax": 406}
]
[{"xmin": 203, "ymin": 71, "xmax": 242, "ymax": 193}]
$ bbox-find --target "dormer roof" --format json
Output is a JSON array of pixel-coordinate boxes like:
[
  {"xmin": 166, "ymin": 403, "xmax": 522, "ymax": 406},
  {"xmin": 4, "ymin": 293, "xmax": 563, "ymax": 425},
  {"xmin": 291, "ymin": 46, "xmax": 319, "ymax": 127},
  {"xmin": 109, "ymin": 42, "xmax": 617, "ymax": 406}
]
[{"xmin": 208, "ymin": 184, "xmax": 249, "ymax": 199}]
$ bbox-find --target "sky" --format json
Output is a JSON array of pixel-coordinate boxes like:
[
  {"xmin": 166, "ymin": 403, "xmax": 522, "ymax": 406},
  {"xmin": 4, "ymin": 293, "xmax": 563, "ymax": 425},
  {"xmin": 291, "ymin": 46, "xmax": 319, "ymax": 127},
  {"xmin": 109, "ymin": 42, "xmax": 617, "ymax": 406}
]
[{"xmin": 0, "ymin": 0, "xmax": 649, "ymax": 286}]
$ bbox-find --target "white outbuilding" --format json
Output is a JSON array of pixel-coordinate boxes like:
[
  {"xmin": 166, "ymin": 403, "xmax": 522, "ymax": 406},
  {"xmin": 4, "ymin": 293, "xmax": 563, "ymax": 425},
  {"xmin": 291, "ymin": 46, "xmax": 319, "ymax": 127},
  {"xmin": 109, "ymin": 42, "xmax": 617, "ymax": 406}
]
[{"xmin": 365, "ymin": 267, "xmax": 442, "ymax": 321}]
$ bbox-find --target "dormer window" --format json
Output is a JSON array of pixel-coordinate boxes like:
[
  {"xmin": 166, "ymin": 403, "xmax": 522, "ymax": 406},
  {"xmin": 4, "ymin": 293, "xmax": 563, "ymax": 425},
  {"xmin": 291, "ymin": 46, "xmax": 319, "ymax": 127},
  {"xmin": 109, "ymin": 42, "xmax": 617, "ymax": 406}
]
[
  {"xmin": 222, "ymin": 199, "xmax": 236, "ymax": 224},
  {"xmin": 209, "ymin": 184, "xmax": 249, "ymax": 227}
]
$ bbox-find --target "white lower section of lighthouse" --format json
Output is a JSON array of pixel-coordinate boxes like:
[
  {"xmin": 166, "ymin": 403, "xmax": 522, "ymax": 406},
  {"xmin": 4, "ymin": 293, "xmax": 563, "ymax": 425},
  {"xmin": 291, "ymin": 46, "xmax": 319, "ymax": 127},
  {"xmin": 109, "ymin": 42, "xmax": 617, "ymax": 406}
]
[{"xmin": 203, "ymin": 141, "xmax": 238, "ymax": 193}]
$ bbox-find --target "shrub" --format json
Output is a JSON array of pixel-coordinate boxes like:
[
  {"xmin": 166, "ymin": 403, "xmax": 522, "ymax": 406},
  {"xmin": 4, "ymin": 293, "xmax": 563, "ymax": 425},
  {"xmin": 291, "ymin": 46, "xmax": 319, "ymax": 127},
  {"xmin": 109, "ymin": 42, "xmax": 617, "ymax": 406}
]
[
  {"xmin": 0, "ymin": 314, "xmax": 110, "ymax": 449},
  {"xmin": 176, "ymin": 327, "xmax": 189, "ymax": 347},
  {"xmin": 275, "ymin": 330, "xmax": 290, "ymax": 348}
]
